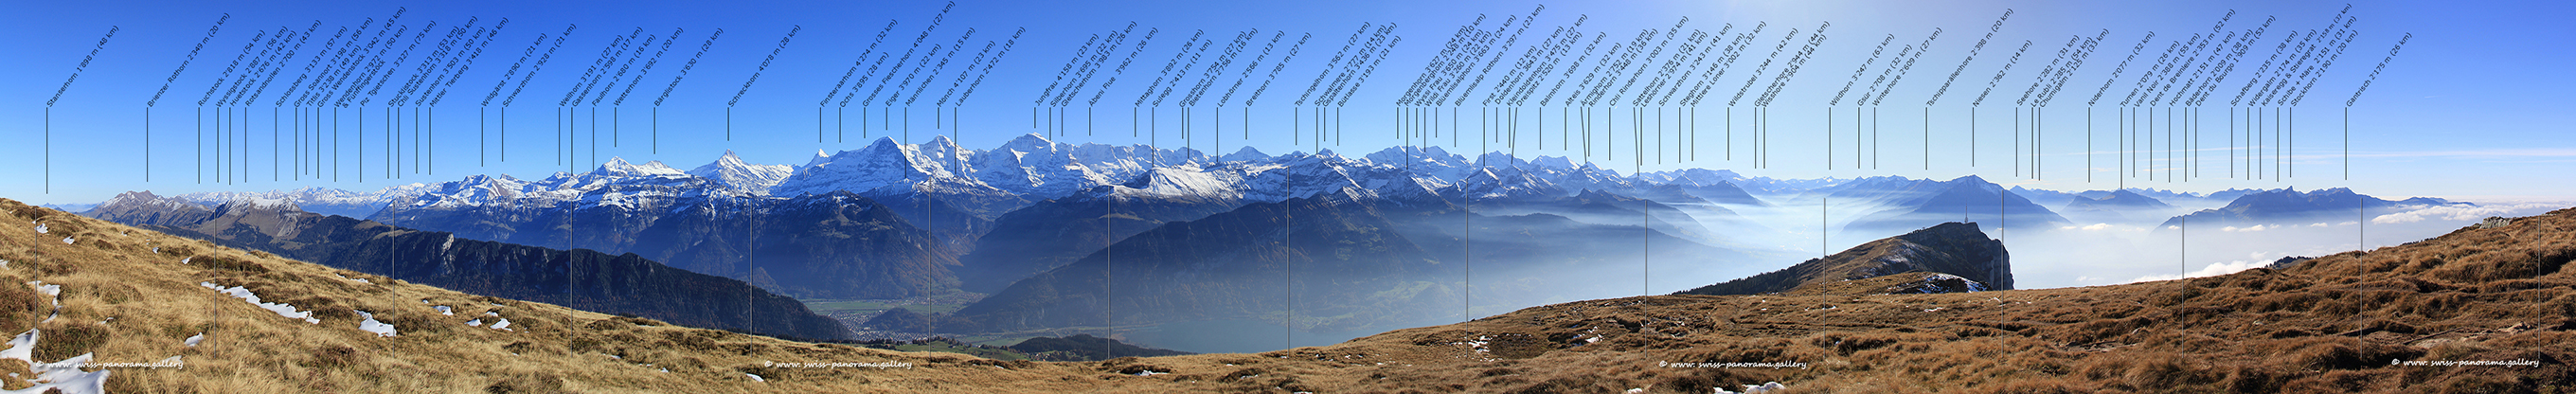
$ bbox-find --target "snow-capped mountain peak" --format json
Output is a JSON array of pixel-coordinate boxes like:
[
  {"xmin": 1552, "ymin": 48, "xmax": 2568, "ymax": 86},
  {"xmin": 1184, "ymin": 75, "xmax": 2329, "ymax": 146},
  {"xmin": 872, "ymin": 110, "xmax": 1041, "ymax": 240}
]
[
  {"xmin": 997, "ymin": 133, "xmax": 1056, "ymax": 153},
  {"xmin": 805, "ymin": 149, "xmax": 833, "ymax": 167},
  {"xmin": 1530, "ymin": 155, "xmax": 1577, "ymax": 170},
  {"xmin": 594, "ymin": 157, "xmax": 689, "ymax": 178},
  {"xmin": 689, "ymin": 150, "xmax": 794, "ymax": 195},
  {"xmin": 771, "ymin": 137, "xmax": 994, "ymax": 198},
  {"xmin": 1117, "ymin": 166, "xmax": 1242, "ymax": 199},
  {"xmin": 1221, "ymin": 146, "xmax": 1271, "ymax": 163},
  {"xmin": 967, "ymin": 134, "xmax": 1118, "ymax": 197}
]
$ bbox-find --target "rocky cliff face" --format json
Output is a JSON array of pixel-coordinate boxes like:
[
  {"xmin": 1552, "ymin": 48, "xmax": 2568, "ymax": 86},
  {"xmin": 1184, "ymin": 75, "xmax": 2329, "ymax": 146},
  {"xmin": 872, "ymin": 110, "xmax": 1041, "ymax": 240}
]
[
  {"xmin": 1678, "ymin": 222, "xmax": 2010, "ymax": 296},
  {"xmin": 83, "ymin": 192, "xmax": 850, "ymax": 340}
]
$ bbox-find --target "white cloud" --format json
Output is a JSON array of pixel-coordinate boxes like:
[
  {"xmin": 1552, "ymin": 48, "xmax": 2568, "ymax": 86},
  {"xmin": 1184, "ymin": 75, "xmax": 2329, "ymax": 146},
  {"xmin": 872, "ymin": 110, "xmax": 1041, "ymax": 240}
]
[
  {"xmin": 2197, "ymin": 260, "xmax": 2267, "ymax": 276},
  {"xmin": 2128, "ymin": 274, "xmax": 2180, "ymax": 282},
  {"xmin": 2348, "ymin": 148, "xmax": 2576, "ymax": 159},
  {"xmin": 2127, "ymin": 260, "xmax": 2267, "ymax": 283},
  {"xmin": 2371, "ymin": 203, "xmax": 2563, "ymax": 224}
]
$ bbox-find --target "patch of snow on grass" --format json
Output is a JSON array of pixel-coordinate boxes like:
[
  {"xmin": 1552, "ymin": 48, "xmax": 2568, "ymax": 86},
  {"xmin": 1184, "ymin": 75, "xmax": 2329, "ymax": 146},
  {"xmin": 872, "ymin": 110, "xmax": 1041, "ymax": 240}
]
[
  {"xmin": 200, "ymin": 281, "xmax": 319, "ymax": 324},
  {"xmin": 184, "ymin": 332, "xmax": 204, "ymax": 347},
  {"xmin": 745, "ymin": 373, "xmax": 764, "ymax": 382},
  {"xmin": 0, "ymin": 329, "xmax": 112, "ymax": 394},
  {"xmin": 489, "ymin": 318, "xmax": 511, "ymax": 331},
  {"xmin": 0, "ymin": 330, "xmax": 29, "ymax": 363},
  {"xmin": 1714, "ymin": 382, "xmax": 1788, "ymax": 394},
  {"xmin": 61, "ymin": 237, "xmax": 75, "ymax": 244},
  {"xmin": 27, "ymin": 281, "xmax": 60, "ymax": 323},
  {"xmin": 354, "ymin": 311, "xmax": 398, "ymax": 337},
  {"xmin": 434, "ymin": 305, "xmax": 454, "ymax": 315},
  {"xmin": 33, "ymin": 224, "xmax": 45, "ymax": 234}
]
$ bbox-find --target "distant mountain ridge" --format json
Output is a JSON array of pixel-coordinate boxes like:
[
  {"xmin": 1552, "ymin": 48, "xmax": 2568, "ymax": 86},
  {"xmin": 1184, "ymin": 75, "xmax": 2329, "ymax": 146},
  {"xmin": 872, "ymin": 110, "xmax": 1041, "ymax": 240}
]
[
  {"xmin": 97, "ymin": 136, "xmax": 1804, "ymax": 313},
  {"xmin": 1677, "ymin": 222, "xmax": 2011, "ymax": 296},
  {"xmin": 2066, "ymin": 189, "xmax": 2173, "ymax": 210},
  {"xmin": 81, "ymin": 137, "xmax": 2063, "ymax": 314},
  {"xmin": 96, "ymin": 136, "xmax": 2480, "ymax": 325},
  {"xmin": 81, "ymin": 191, "xmax": 851, "ymax": 340},
  {"xmin": 2156, "ymin": 187, "xmax": 2463, "ymax": 229},
  {"xmin": 1822, "ymin": 175, "xmax": 2072, "ymax": 236}
]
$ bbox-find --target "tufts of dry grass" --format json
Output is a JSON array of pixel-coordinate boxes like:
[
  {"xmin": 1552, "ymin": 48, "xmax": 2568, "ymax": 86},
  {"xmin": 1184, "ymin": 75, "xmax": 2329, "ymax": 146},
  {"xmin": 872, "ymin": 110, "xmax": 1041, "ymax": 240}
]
[{"xmin": 0, "ymin": 198, "xmax": 1290, "ymax": 392}]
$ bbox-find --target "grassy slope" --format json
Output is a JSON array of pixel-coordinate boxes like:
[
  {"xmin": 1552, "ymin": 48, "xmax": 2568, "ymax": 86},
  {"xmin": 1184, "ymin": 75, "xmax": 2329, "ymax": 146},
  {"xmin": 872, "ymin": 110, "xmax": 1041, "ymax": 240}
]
[
  {"xmin": 2, "ymin": 197, "xmax": 2571, "ymax": 392},
  {"xmin": 0, "ymin": 199, "xmax": 1225, "ymax": 393}
]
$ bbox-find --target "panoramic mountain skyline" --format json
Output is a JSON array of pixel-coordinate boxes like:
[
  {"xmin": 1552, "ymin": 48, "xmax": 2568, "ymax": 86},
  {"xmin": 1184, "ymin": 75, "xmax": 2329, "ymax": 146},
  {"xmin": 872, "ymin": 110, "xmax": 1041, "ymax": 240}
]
[
  {"xmin": 0, "ymin": 0, "xmax": 2563, "ymax": 390},
  {"xmin": 56, "ymin": 134, "xmax": 2539, "ymax": 295}
]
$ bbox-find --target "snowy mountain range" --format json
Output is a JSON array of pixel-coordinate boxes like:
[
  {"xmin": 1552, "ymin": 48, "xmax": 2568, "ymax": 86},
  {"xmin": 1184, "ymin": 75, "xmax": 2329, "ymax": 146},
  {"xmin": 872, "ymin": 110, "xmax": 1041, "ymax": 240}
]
[
  {"xmin": 151, "ymin": 134, "xmax": 1851, "ymax": 221},
  {"xmin": 77, "ymin": 134, "xmax": 2492, "ymax": 351},
  {"xmin": 95, "ymin": 134, "xmax": 2461, "ymax": 300}
]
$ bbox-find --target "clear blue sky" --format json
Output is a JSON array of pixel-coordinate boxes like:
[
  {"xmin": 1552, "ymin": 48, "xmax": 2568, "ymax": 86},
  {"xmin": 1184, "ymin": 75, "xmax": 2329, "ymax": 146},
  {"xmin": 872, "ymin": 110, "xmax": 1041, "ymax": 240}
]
[{"xmin": 3, "ymin": 0, "xmax": 2567, "ymax": 205}]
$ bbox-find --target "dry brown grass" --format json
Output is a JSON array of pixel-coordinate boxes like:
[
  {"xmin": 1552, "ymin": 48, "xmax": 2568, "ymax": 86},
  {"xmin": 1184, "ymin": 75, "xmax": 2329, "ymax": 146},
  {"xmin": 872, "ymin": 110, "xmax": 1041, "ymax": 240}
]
[
  {"xmin": 0, "ymin": 199, "xmax": 1261, "ymax": 392},
  {"xmin": 4, "ymin": 198, "xmax": 2574, "ymax": 392}
]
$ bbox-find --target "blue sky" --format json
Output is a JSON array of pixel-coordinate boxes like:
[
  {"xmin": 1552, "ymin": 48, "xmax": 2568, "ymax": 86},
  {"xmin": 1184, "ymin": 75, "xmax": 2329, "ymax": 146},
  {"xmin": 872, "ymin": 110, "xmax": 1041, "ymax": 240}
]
[{"xmin": 2, "ymin": 0, "xmax": 2567, "ymax": 205}]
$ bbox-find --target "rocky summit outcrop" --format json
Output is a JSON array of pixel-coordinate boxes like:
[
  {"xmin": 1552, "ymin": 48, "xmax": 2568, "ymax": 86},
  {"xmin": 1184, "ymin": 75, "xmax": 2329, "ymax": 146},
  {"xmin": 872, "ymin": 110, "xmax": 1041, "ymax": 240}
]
[{"xmin": 1678, "ymin": 222, "xmax": 2009, "ymax": 296}]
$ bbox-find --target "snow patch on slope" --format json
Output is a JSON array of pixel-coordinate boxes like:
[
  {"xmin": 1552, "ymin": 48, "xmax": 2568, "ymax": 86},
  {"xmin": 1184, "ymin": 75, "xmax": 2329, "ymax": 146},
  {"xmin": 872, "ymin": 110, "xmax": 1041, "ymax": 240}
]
[
  {"xmin": 200, "ymin": 281, "xmax": 319, "ymax": 324},
  {"xmin": 27, "ymin": 281, "xmax": 60, "ymax": 323},
  {"xmin": 0, "ymin": 329, "xmax": 113, "ymax": 394},
  {"xmin": 355, "ymin": 311, "xmax": 398, "ymax": 337}
]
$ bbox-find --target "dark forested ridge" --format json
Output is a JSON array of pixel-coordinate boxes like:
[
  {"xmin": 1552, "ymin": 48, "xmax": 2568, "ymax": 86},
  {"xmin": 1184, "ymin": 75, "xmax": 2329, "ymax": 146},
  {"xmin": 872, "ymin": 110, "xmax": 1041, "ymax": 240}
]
[{"xmin": 84, "ymin": 191, "xmax": 851, "ymax": 340}]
